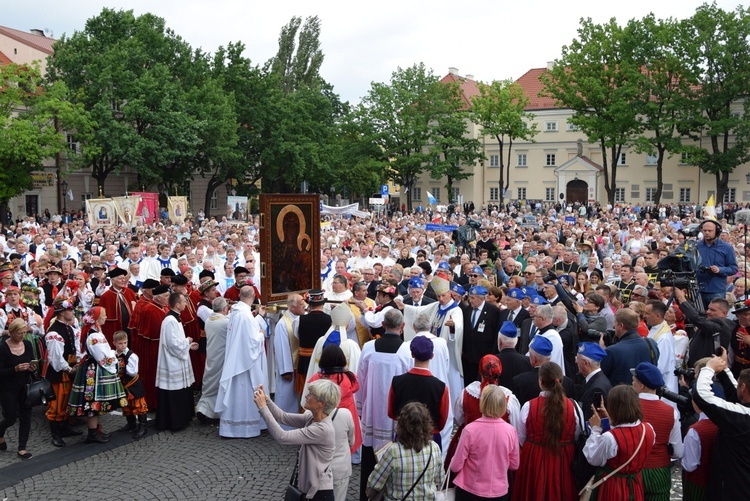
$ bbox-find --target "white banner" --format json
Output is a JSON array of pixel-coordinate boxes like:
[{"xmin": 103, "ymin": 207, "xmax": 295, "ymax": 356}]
[
  {"xmin": 86, "ymin": 198, "xmax": 116, "ymax": 229},
  {"xmin": 112, "ymin": 195, "xmax": 141, "ymax": 229},
  {"xmin": 321, "ymin": 203, "xmax": 370, "ymax": 218}
]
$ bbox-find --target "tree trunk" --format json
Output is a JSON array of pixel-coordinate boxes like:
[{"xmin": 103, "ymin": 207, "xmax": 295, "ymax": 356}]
[
  {"xmin": 716, "ymin": 171, "xmax": 729, "ymax": 207},
  {"xmin": 654, "ymin": 145, "xmax": 665, "ymax": 205}
]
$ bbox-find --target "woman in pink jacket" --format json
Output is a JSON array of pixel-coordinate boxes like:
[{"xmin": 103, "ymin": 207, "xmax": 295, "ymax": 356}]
[{"xmin": 450, "ymin": 385, "xmax": 520, "ymax": 500}]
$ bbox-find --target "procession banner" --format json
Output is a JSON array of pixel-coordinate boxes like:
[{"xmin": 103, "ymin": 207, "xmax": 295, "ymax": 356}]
[
  {"xmin": 112, "ymin": 195, "xmax": 141, "ymax": 229},
  {"xmin": 168, "ymin": 196, "xmax": 188, "ymax": 224},
  {"xmin": 132, "ymin": 192, "xmax": 159, "ymax": 225},
  {"xmin": 227, "ymin": 196, "xmax": 249, "ymax": 222},
  {"xmin": 86, "ymin": 198, "xmax": 116, "ymax": 230},
  {"xmin": 321, "ymin": 203, "xmax": 370, "ymax": 218}
]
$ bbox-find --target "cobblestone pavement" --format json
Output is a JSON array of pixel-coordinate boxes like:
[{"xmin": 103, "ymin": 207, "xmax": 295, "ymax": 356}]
[{"xmin": 0, "ymin": 407, "xmax": 684, "ymax": 500}]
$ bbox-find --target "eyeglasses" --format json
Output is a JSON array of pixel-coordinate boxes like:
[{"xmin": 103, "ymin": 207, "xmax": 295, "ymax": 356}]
[
  {"xmin": 524, "ymin": 272, "xmax": 534, "ymax": 275},
  {"xmin": 471, "ymin": 274, "xmax": 480, "ymax": 278}
]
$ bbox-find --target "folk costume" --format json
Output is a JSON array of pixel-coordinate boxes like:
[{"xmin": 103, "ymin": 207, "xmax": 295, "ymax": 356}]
[
  {"xmin": 639, "ymin": 393, "xmax": 683, "ymax": 501},
  {"xmin": 155, "ymin": 310, "xmax": 195, "ymax": 431},
  {"xmin": 296, "ymin": 293, "xmax": 331, "ymax": 396},
  {"xmin": 99, "ymin": 279, "xmax": 136, "ymax": 345},
  {"xmin": 69, "ymin": 308, "xmax": 127, "ymax": 417},
  {"xmin": 682, "ymin": 413, "xmax": 718, "ymax": 501},
  {"xmin": 215, "ymin": 300, "xmax": 268, "ymax": 438},
  {"xmin": 117, "ymin": 344, "xmax": 148, "ymax": 439}
]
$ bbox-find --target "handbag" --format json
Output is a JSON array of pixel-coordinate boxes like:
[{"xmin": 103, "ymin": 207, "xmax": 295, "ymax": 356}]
[
  {"xmin": 284, "ymin": 448, "xmax": 305, "ymax": 501},
  {"xmin": 24, "ymin": 357, "xmax": 55, "ymax": 407},
  {"xmin": 579, "ymin": 423, "xmax": 646, "ymax": 501},
  {"xmin": 435, "ymin": 466, "xmax": 455, "ymax": 501}
]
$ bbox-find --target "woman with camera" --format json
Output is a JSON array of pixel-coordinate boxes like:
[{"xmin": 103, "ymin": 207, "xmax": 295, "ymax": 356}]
[{"xmin": 0, "ymin": 318, "xmax": 37, "ymax": 459}]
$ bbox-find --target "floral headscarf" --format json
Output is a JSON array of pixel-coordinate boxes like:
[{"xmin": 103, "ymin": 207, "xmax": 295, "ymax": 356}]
[{"xmin": 479, "ymin": 354, "xmax": 502, "ymax": 392}]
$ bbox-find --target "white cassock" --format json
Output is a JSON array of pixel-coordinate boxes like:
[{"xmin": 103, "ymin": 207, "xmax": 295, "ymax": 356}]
[
  {"xmin": 408, "ymin": 331, "xmax": 453, "ymax": 461},
  {"xmin": 649, "ymin": 321, "xmax": 678, "ymax": 395},
  {"xmin": 155, "ymin": 313, "xmax": 195, "ymax": 390},
  {"xmin": 273, "ymin": 310, "xmax": 300, "ymax": 417},
  {"xmin": 538, "ymin": 328, "xmax": 566, "ymax": 377},
  {"xmin": 301, "ymin": 327, "xmax": 362, "ymax": 407},
  {"xmin": 196, "ymin": 312, "xmax": 229, "ymax": 420},
  {"xmin": 215, "ymin": 301, "xmax": 268, "ymax": 438},
  {"xmin": 355, "ymin": 339, "xmax": 412, "ymax": 451},
  {"xmin": 403, "ymin": 301, "xmax": 465, "ymax": 406}
]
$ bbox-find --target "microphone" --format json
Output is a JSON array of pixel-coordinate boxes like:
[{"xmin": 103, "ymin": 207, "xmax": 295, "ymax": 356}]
[{"xmin": 735, "ymin": 210, "xmax": 750, "ymax": 226}]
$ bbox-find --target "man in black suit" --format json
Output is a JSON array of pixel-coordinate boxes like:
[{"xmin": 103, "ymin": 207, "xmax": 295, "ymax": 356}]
[
  {"xmin": 552, "ymin": 304, "xmax": 579, "ymax": 378},
  {"xmin": 402, "ymin": 277, "xmax": 436, "ymax": 307},
  {"xmin": 516, "ymin": 295, "xmax": 548, "ymax": 356},
  {"xmin": 500, "ymin": 288, "xmax": 531, "ymax": 328},
  {"xmin": 364, "ymin": 267, "xmax": 381, "ymax": 300},
  {"xmin": 574, "ymin": 342, "xmax": 612, "ymax": 421},
  {"xmin": 461, "ymin": 285, "xmax": 501, "ymax": 384},
  {"xmin": 512, "ymin": 335, "xmax": 574, "ymax": 407},
  {"xmin": 497, "ymin": 320, "xmax": 533, "ymax": 389}
]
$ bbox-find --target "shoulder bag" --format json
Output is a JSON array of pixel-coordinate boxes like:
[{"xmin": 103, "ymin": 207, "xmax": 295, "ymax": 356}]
[
  {"xmin": 24, "ymin": 354, "xmax": 55, "ymax": 407},
  {"xmin": 579, "ymin": 423, "xmax": 646, "ymax": 501},
  {"xmin": 284, "ymin": 447, "xmax": 305, "ymax": 501}
]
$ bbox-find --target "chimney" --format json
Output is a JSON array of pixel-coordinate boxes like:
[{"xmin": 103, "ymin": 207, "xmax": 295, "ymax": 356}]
[
  {"xmin": 448, "ymin": 67, "xmax": 459, "ymax": 76},
  {"xmin": 465, "ymin": 74, "xmax": 474, "ymax": 80},
  {"xmin": 30, "ymin": 29, "xmax": 45, "ymax": 37},
  {"xmin": 547, "ymin": 61, "xmax": 554, "ymax": 71}
]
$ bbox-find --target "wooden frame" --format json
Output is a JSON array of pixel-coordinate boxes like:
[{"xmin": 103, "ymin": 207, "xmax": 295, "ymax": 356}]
[{"xmin": 259, "ymin": 194, "xmax": 320, "ymax": 304}]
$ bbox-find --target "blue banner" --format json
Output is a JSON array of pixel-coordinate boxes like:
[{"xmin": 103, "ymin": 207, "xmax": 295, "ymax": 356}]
[
  {"xmin": 425, "ymin": 224, "xmax": 458, "ymax": 232},
  {"xmin": 564, "ymin": 216, "xmax": 576, "ymax": 224}
]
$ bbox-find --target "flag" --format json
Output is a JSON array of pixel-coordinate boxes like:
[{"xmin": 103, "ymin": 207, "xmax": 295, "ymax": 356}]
[
  {"xmin": 426, "ymin": 191, "xmax": 437, "ymax": 205},
  {"xmin": 67, "ymin": 189, "xmax": 73, "ymax": 202},
  {"xmin": 704, "ymin": 195, "xmax": 717, "ymax": 220}
]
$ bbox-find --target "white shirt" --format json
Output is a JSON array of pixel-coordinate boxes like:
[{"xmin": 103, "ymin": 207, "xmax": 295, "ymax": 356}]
[{"xmin": 518, "ymin": 391, "xmax": 583, "ymax": 447}]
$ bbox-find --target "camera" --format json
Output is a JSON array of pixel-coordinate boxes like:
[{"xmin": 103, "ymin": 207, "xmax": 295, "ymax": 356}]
[
  {"xmin": 698, "ymin": 265, "xmax": 712, "ymax": 273},
  {"xmin": 680, "ymin": 224, "xmax": 701, "ymax": 238},
  {"xmin": 674, "ymin": 367, "xmax": 696, "ymax": 385},
  {"xmin": 658, "ymin": 269, "xmax": 694, "ymax": 289},
  {"xmin": 656, "ymin": 386, "xmax": 690, "ymax": 408}
]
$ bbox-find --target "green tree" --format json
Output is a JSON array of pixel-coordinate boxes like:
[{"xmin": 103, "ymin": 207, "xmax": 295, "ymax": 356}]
[
  {"xmin": 0, "ymin": 63, "xmax": 89, "ymax": 221},
  {"xmin": 429, "ymin": 80, "xmax": 483, "ymax": 201},
  {"xmin": 541, "ymin": 18, "xmax": 642, "ymax": 207},
  {"xmin": 629, "ymin": 15, "xmax": 690, "ymax": 205},
  {"xmin": 675, "ymin": 4, "xmax": 750, "ymax": 203},
  {"xmin": 360, "ymin": 63, "xmax": 438, "ymax": 211},
  {"xmin": 49, "ymin": 8, "xmax": 200, "ymax": 194},
  {"xmin": 269, "ymin": 16, "xmax": 324, "ymax": 94},
  {"xmin": 470, "ymin": 79, "xmax": 538, "ymax": 204}
]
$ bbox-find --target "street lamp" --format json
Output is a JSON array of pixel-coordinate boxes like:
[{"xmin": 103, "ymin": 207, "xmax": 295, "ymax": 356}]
[{"xmin": 61, "ymin": 180, "xmax": 68, "ymax": 213}]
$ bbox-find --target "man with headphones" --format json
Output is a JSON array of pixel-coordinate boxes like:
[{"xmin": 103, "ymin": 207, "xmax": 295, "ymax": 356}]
[{"xmin": 696, "ymin": 219, "xmax": 737, "ymax": 307}]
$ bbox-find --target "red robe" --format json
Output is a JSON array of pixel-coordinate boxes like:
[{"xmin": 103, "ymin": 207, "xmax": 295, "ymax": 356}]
[
  {"xmin": 99, "ymin": 287, "xmax": 137, "ymax": 345},
  {"xmin": 132, "ymin": 298, "xmax": 167, "ymax": 410},
  {"xmin": 181, "ymin": 296, "xmax": 204, "ymax": 388}
]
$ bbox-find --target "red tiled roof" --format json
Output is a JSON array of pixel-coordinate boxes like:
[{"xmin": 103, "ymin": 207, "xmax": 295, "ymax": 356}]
[
  {"xmin": 439, "ymin": 73, "xmax": 481, "ymax": 110},
  {"xmin": 0, "ymin": 50, "xmax": 11, "ymax": 66},
  {"xmin": 0, "ymin": 26, "xmax": 55, "ymax": 55},
  {"xmin": 515, "ymin": 67, "xmax": 559, "ymax": 111}
]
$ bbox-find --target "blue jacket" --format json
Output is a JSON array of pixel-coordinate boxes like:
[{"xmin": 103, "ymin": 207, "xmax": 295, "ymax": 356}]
[
  {"xmin": 696, "ymin": 239, "xmax": 738, "ymax": 294},
  {"xmin": 600, "ymin": 331, "xmax": 660, "ymax": 387}
]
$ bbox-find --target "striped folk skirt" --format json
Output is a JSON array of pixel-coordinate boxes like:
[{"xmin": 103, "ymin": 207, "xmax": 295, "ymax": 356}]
[
  {"xmin": 641, "ymin": 466, "xmax": 671, "ymax": 501},
  {"xmin": 68, "ymin": 356, "xmax": 127, "ymax": 417}
]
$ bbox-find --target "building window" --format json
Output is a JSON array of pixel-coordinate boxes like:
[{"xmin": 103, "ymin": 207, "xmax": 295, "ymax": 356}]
[
  {"xmin": 80, "ymin": 193, "xmax": 92, "ymax": 210},
  {"xmin": 614, "ymin": 188, "xmax": 626, "ymax": 203},
  {"xmin": 111, "ymin": 100, "xmax": 121, "ymax": 112},
  {"xmin": 66, "ymin": 134, "xmax": 79, "ymax": 154},
  {"xmin": 618, "ymin": 153, "xmax": 627, "ymax": 165},
  {"xmin": 679, "ymin": 188, "xmax": 691, "ymax": 203},
  {"xmin": 451, "ymin": 187, "xmax": 459, "ymax": 201},
  {"xmin": 545, "ymin": 121, "xmax": 558, "ymax": 132},
  {"xmin": 546, "ymin": 154, "xmax": 556, "ymax": 166},
  {"xmin": 724, "ymin": 188, "xmax": 736, "ymax": 203},
  {"xmin": 210, "ymin": 189, "xmax": 218, "ymax": 210},
  {"xmin": 517, "ymin": 188, "xmax": 527, "ymax": 200},
  {"xmin": 489, "ymin": 187, "xmax": 499, "ymax": 201},
  {"xmin": 517, "ymin": 154, "xmax": 527, "ymax": 166},
  {"xmin": 680, "ymin": 152, "xmax": 693, "ymax": 165},
  {"xmin": 545, "ymin": 188, "xmax": 556, "ymax": 201},
  {"xmin": 646, "ymin": 154, "xmax": 658, "ymax": 165},
  {"xmin": 489, "ymin": 155, "xmax": 499, "ymax": 168},
  {"xmin": 433, "ymin": 188, "xmax": 441, "ymax": 203},
  {"xmin": 645, "ymin": 188, "xmax": 656, "ymax": 202},
  {"xmin": 413, "ymin": 187, "xmax": 421, "ymax": 201},
  {"xmin": 566, "ymin": 121, "xmax": 578, "ymax": 131}
]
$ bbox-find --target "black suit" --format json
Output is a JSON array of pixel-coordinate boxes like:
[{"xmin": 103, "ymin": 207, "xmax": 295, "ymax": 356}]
[
  {"xmin": 461, "ymin": 302, "xmax": 501, "ymax": 384},
  {"xmin": 499, "ymin": 307, "xmax": 530, "ymax": 329},
  {"xmin": 402, "ymin": 296, "xmax": 436, "ymax": 307},
  {"xmin": 575, "ymin": 370, "xmax": 613, "ymax": 421},
  {"xmin": 517, "ymin": 317, "xmax": 537, "ymax": 356},
  {"xmin": 366, "ymin": 280, "xmax": 381, "ymax": 300},
  {"xmin": 497, "ymin": 347, "xmax": 533, "ymax": 389},
  {"xmin": 512, "ymin": 367, "xmax": 575, "ymax": 407},
  {"xmin": 456, "ymin": 274, "xmax": 470, "ymax": 287},
  {"xmin": 557, "ymin": 320, "xmax": 579, "ymax": 378}
]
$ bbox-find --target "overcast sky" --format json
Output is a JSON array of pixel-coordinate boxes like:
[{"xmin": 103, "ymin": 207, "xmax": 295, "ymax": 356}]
[{"xmin": 5, "ymin": 0, "xmax": 744, "ymax": 104}]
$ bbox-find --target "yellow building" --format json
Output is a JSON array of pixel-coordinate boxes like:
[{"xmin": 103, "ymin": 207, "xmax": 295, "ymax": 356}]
[{"xmin": 413, "ymin": 67, "xmax": 750, "ymax": 209}]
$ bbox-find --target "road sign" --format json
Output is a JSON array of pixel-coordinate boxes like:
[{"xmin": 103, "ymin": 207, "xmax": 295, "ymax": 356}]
[
  {"xmin": 369, "ymin": 198, "xmax": 386, "ymax": 205},
  {"xmin": 381, "ymin": 184, "xmax": 389, "ymax": 196}
]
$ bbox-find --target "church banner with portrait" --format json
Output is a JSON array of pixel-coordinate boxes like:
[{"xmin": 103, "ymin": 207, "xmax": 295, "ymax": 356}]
[
  {"xmin": 259, "ymin": 194, "xmax": 320, "ymax": 304},
  {"xmin": 132, "ymin": 192, "xmax": 158, "ymax": 225},
  {"xmin": 227, "ymin": 196, "xmax": 248, "ymax": 222},
  {"xmin": 112, "ymin": 195, "xmax": 141, "ymax": 229},
  {"xmin": 167, "ymin": 196, "xmax": 188, "ymax": 225},
  {"xmin": 86, "ymin": 198, "xmax": 116, "ymax": 230}
]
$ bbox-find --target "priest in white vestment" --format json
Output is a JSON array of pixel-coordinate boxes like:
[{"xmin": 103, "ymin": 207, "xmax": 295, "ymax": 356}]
[
  {"xmin": 215, "ymin": 285, "xmax": 268, "ymax": 438},
  {"xmin": 196, "ymin": 297, "xmax": 229, "ymax": 421},
  {"xmin": 273, "ymin": 293, "xmax": 305, "ymax": 417}
]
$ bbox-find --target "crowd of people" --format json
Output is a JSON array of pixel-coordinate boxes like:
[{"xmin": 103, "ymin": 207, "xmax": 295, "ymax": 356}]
[{"xmin": 0, "ymin": 199, "xmax": 748, "ymax": 500}]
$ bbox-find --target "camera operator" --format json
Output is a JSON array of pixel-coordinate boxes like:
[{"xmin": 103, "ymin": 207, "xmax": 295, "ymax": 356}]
[
  {"xmin": 692, "ymin": 348, "xmax": 750, "ymax": 501},
  {"xmin": 695, "ymin": 219, "xmax": 737, "ymax": 307},
  {"xmin": 673, "ymin": 288, "xmax": 732, "ymax": 367}
]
